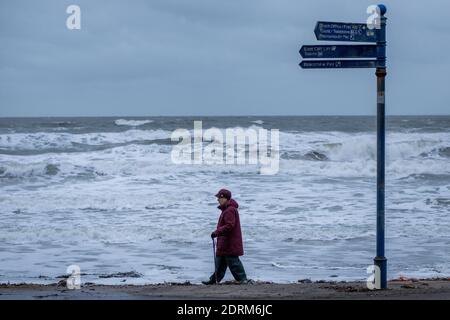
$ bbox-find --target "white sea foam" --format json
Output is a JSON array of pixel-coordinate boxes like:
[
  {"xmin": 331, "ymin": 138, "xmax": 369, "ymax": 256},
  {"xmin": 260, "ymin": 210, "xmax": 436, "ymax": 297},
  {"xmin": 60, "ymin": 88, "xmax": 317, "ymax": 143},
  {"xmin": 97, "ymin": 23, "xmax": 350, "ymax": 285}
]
[
  {"xmin": 252, "ymin": 120, "xmax": 264, "ymax": 125},
  {"xmin": 0, "ymin": 129, "xmax": 171, "ymax": 152},
  {"xmin": 0, "ymin": 126, "xmax": 449, "ymax": 284},
  {"xmin": 0, "ymin": 130, "xmax": 449, "ymax": 181},
  {"xmin": 114, "ymin": 119, "xmax": 153, "ymax": 126}
]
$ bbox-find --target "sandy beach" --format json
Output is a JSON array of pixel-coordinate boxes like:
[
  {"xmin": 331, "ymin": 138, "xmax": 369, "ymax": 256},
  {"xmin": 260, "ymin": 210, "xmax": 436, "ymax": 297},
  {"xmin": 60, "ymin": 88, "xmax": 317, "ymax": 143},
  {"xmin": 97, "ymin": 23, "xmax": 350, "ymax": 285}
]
[{"xmin": 1, "ymin": 279, "xmax": 449, "ymax": 300}]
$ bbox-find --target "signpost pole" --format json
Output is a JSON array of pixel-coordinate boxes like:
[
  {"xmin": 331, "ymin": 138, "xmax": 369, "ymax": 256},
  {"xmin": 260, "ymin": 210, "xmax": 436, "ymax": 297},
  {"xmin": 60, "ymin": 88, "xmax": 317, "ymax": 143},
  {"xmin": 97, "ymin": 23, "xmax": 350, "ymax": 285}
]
[
  {"xmin": 374, "ymin": 4, "xmax": 387, "ymax": 289},
  {"xmin": 299, "ymin": 4, "xmax": 389, "ymax": 289}
]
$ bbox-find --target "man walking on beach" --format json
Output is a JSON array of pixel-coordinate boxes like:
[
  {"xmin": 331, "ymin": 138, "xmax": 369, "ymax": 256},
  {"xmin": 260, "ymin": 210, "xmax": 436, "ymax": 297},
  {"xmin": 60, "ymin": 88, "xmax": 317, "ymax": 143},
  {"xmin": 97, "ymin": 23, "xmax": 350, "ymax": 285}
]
[{"xmin": 203, "ymin": 189, "xmax": 248, "ymax": 285}]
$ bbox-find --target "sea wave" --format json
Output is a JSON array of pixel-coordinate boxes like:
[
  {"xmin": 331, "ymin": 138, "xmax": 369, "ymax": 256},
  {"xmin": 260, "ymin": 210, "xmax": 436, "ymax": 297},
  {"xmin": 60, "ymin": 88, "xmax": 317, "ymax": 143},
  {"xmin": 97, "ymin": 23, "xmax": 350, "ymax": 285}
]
[
  {"xmin": 0, "ymin": 129, "xmax": 171, "ymax": 155},
  {"xmin": 251, "ymin": 120, "xmax": 264, "ymax": 125},
  {"xmin": 114, "ymin": 119, "xmax": 153, "ymax": 126},
  {"xmin": 0, "ymin": 130, "xmax": 449, "ymax": 181},
  {"xmin": 280, "ymin": 131, "xmax": 450, "ymax": 162}
]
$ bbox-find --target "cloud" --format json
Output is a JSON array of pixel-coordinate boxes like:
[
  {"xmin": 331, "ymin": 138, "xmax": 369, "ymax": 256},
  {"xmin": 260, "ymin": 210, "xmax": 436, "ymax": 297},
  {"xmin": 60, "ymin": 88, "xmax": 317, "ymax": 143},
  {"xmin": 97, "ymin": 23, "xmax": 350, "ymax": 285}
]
[{"xmin": 0, "ymin": 0, "xmax": 449, "ymax": 116}]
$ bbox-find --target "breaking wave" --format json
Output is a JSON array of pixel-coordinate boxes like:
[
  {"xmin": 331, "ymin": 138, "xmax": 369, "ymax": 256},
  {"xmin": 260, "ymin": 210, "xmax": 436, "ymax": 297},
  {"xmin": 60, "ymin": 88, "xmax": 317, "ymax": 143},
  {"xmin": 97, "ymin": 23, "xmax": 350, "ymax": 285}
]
[
  {"xmin": 252, "ymin": 120, "xmax": 264, "ymax": 125},
  {"xmin": 0, "ymin": 129, "xmax": 449, "ymax": 182},
  {"xmin": 0, "ymin": 129, "xmax": 171, "ymax": 155},
  {"xmin": 114, "ymin": 119, "xmax": 153, "ymax": 126}
]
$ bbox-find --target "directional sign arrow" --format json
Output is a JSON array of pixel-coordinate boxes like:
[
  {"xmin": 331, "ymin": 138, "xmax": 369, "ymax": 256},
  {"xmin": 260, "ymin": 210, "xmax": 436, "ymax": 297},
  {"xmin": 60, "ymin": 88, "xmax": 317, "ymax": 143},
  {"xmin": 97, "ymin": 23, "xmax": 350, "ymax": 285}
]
[
  {"xmin": 314, "ymin": 21, "xmax": 377, "ymax": 42},
  {"xmin": 299, "ymin": 45, "xmax": 378, "ymax": 59},
  {"xmin": 299, "ymin": 60, "xmax": 377, "ymax": 69}
]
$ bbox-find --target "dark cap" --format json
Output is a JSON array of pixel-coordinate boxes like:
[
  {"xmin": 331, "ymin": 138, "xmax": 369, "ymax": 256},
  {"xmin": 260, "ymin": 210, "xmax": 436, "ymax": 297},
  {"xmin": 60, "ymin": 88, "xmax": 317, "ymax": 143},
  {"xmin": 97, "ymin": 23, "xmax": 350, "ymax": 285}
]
[{"xmin": 215, "ymin": 189, "xmax": 231, "ymax": 200}]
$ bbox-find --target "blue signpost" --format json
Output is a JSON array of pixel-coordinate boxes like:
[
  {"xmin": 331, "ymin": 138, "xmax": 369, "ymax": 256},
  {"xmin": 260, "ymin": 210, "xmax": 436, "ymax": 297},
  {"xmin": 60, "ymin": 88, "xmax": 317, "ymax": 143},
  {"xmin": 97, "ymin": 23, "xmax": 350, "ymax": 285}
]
[
  {"xmin": 300, "ymin": 5, "xmax": 388, "ymax": 289},
  {"xmin": 300, "ymin": 45, "xmax": 378, "ymax": 59},
  {"xmin": 314, "ymin": 21, "xmax": 378, "ymax": 42},
  {"xmin": 300, "ymin": 60, "xmax": 377, "ymax": 69},
  {"xmin": 375, "ymin": 5, "xmax": 387, "ymax": 290}
]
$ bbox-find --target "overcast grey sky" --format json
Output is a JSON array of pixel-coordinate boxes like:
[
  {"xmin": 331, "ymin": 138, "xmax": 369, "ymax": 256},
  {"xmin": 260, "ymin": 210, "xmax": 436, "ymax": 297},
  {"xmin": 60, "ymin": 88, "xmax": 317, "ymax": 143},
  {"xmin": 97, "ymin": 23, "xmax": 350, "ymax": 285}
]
[{"xmin": 0, "ymin": 0, "xmax": 449, "ymax": 116}]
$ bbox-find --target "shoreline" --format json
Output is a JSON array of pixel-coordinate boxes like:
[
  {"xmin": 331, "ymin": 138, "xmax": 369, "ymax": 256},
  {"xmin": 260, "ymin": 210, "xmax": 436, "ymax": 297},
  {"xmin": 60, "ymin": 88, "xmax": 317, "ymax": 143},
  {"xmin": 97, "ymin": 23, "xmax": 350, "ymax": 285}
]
[{"xmin": 1, "ymin": 278, "xmax": 448, "ymax": 300}]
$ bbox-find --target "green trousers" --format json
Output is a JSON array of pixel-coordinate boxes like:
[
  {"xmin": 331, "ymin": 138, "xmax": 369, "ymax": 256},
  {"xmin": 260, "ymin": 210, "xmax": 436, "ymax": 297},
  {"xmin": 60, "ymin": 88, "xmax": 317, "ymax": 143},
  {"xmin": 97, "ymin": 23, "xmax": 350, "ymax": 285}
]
[{"xmin": 209, "ymin": 255, "xmax": 247, "ymax": 283}]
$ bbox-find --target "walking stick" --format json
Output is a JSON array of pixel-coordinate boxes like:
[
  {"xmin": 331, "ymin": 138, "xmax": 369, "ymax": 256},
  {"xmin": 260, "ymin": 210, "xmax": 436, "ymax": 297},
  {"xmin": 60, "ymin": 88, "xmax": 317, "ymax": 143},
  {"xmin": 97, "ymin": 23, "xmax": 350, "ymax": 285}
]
[{"xmin": 212, "ymin": 237, "xmax": 218, "ymax": 284}]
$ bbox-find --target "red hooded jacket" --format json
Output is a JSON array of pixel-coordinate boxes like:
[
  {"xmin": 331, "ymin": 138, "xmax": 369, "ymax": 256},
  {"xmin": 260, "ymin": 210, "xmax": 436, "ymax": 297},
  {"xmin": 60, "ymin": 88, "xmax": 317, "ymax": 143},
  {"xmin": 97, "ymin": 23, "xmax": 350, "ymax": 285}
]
[{"xmin": 214, "ymin": 199, "xmax": 244, "ymax": 256}]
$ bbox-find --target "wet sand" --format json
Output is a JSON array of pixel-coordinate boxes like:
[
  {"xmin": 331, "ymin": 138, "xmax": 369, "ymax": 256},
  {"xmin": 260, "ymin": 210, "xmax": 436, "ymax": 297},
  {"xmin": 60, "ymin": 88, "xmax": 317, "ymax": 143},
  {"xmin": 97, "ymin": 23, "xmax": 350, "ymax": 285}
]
[{"xmin": 0, "ymin": 279, "xmax": 449, "ymax": 300}]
